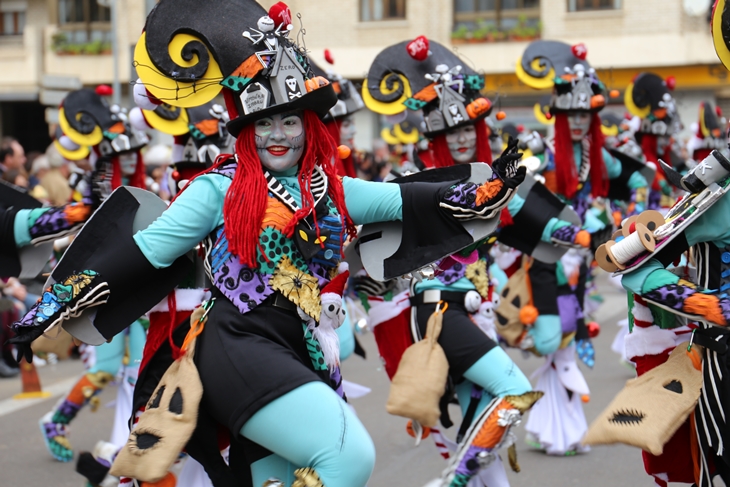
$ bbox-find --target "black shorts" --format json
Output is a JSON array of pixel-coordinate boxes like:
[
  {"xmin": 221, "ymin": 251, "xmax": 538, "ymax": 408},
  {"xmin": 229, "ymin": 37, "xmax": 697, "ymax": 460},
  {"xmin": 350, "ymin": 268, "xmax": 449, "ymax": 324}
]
[
  {"xmin": 415, "ymin": 298, "xmax": 496, "ymax": 382},
  {"xmin": 196, "ymin": 290, "xmax": 327, "ymax": 437}
]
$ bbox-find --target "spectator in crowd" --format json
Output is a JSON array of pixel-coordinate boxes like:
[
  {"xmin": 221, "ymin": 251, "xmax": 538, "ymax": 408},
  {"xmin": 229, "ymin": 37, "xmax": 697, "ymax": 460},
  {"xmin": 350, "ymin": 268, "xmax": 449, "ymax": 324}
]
[
  {"xmin": 0, "ymin": 137, "xmax": 27, "ymax": 175},
  {"xmin": 40, "ymin": 145, "xmax": 72, "ymax": 205},
  {"xmin": 2, "ymin": 168, "xmax": 29, "ymax": 188}
]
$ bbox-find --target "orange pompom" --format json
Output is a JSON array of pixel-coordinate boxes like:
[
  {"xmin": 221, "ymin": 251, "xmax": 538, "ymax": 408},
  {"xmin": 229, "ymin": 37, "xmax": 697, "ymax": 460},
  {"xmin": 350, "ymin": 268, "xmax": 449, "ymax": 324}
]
[
  {"xmin": 496, "ymin": 111, "xmax": 507, "ymax": 121},
  {"xmin": 587, "ymin": 321, "xmax": 601, "ymax": 338},
  {"xmin": 609, "ymin": 89, "xmax": 620, "ymax": 98},
  {"xmin": 305, "ymin": 76, "xmax": 329, "ymax": 93},
  {"xmin": 574, "ymin": 230, "xmax": 591, "ymax": 248},
  {"xmin": 338, "ymin": 145, "xmax": 351, "ymax": 160},
  {"xmin": 590, "ymin": 94, "xmax": 605, "ymax": 109},
  {"xmin": 406, "ymin": 420, "xmax": 431, "ymax": 439},
  {"xmin": 581, "ymin": 395, "xmax": 590, "ymax": 403},
  {"xmin": 141, "ymin": 472, "xmax": 176, "ymax": 487},
  {"xmin": 519, "ymin": 304, "xmax": 539, "ymax": 326},
  {"xmin": 466, "ymin": 97, "xmax": 492, "ymax": 119}
]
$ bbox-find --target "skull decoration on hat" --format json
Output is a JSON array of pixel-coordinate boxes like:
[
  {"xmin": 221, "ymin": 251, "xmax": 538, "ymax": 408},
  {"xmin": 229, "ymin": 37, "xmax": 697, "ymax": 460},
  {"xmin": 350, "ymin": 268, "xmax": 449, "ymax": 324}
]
[{"xmin": 363, "ymin": 38, "xmax": 495, "ymax": 168}]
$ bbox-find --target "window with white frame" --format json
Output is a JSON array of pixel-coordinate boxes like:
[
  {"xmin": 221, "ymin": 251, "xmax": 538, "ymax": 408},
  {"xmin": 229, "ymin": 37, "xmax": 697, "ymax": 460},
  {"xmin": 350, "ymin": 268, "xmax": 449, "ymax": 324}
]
[{"xmin": 0, "ymin": 0, "xmax": 26, "ymax": 36}]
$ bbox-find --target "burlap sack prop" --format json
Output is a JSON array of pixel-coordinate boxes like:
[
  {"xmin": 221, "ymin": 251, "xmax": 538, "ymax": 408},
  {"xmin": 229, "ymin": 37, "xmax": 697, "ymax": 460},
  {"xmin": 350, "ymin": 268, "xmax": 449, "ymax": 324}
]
[
  {"xmin": 494, "ymin": 260, "xmax": 532, "ymax": 347},
  {"xmin": 583, "ymin": 344, "xmax": 703, "ymax": 455},
  {"xmin": 386, "ymin": 304, "xmax": 448, "ymax": 428},
  {"xmin": 110, "ymin": 305, "xmax": 207, "ymax": 482},
  {"xmin": 32, "ymin": 328, "xmax": 74, "ymax": 360}
]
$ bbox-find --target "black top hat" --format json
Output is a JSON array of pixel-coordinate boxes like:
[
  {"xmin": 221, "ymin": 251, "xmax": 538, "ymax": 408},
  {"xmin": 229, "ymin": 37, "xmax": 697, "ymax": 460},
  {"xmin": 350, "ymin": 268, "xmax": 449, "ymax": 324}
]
[
  {"xmin": 364, "ymin": 39, "xmax": 492, "ymax": 138},
  {"xmin": 625, "ymin": 73, "xmax": 680, "ymax": 136},
  {"xmin": 134, "ymin": 0, "xmax": 337, "ymax": 138},
  {"xmin": 517, "ymin": 40, "xmax": 606, "ymax": 114}
]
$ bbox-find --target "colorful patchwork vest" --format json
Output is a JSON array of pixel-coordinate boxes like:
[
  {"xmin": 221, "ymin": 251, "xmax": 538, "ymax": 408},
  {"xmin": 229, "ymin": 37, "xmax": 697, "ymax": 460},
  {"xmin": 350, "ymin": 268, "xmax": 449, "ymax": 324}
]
[{"xmin": 203, "ymin": 162, "xmax": 344, "ymax": 321}]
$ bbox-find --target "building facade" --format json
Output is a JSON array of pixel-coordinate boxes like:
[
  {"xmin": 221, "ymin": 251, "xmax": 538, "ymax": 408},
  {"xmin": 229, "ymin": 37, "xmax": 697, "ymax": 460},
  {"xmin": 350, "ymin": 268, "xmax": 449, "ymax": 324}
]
[{"xmin": 0, "ymin": 0, "xmax": 722, "ymax": 151}]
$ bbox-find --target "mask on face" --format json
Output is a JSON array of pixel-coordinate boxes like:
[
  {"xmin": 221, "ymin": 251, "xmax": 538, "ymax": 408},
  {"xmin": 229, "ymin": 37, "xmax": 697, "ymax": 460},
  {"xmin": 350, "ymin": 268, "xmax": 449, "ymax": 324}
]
[
  {"xmin": 118, "ymin": 154, "xmax": 138, "ymax": 176},
  {"xmin": 445, "ymin": 125, "xmax": 477, "ymax": 164},
  {"xmin": 567, "ymin": 112, "xmax": 591, "ymax": 142},
  {"xmin": 255, "ymin": 113, "xmax": 305, "ymax": 172},
  {"xmin": 339, "ymin": 116, "xmax": 357, "ymax": 150}
]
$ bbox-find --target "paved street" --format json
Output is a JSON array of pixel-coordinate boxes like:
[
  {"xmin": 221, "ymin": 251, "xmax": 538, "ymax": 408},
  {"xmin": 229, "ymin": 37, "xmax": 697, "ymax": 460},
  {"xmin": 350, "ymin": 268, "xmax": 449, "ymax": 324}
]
[{"xmin": 0, "ymin": 277, "xmax": 671, "ymax": 486}]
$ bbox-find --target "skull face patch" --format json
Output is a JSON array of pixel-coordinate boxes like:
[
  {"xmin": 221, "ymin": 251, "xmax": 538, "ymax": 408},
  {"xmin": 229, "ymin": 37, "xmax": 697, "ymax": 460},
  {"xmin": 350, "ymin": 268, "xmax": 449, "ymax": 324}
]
[
  {"xmin": 110, "ymin": 336, "xmax": 204, "ymax": 483},
  {"xmin": 584, "ymin": 344, "xmax": 703, "ymax": 455}
]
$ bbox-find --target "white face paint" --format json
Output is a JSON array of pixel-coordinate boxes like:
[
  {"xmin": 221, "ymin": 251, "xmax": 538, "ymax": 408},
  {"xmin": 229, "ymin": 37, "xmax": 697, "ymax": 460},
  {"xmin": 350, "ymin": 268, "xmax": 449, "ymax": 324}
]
[
  {"xmin": 339, "ymin": 115, "xmax": 357, "ymax": 150},
  {"xmin": 568, "ymin": 112, "xmax": 591, "ymax": 142},
  {"xmin": 254, "ymin": 112, "xmax": 305, "ymax": 172},
  {"xmin": 119, "ymin": 153, "xmax": 138, "ymax": 176},
  {"xmin": 445, "ymin": 124, "xmax": 477, "ymax": 164}
]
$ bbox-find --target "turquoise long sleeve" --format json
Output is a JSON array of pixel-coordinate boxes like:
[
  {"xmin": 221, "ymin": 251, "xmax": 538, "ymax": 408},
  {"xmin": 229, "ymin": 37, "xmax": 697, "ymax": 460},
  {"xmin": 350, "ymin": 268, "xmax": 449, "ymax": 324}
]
[
  {"xmin": 134, "ymin": 174, "xmax": 228, "ymax": 269},
  {"xmin": 342, "ymin": 177, "xmax": 402, "ymax": 224},
  {"xmin": 13, "ymin": 209, "xmax": 32, "ymax": 247}
]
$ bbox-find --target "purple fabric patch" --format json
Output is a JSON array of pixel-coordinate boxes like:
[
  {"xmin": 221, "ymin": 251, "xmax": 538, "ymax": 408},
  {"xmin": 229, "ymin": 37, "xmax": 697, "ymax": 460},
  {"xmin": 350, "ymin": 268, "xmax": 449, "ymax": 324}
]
[
  {"xmin": 557, "ymin": 293, "xmax": 583, "ymax": 334},
  {"xmin": 551, "ymin": 225, "xmax": 578, "ymax": 245},
  {"xmin": 28, "ymin": 207, "xmax": 73, "ymax": 240},
  {"xmin": 57, "ymin": 399, "xmax": 82, "ymax": 419},
  {"xmin": 643, "ymin": 283, "xmax": 696, "ymax": 312},
  {"xmin": 437, "ymin": 262, "xmax": 466, "ymax": 286},
  {"xmin": 211, "ymin": 259, "xmax": 274, "ymax": 315},
  {"xmin": 443, "ymin": 182, "xmax": 478, "ymax": 208},
  {"xmin": 43, "ymin": 420, "xmax": 68, "ymax": 439},
  {"xmin": 455, "ymin": 445, "xmax": 487, "ymax": 476},
  {"xmin": 330, "ymin": 365, "xmax": 344, "ymax": 399}
]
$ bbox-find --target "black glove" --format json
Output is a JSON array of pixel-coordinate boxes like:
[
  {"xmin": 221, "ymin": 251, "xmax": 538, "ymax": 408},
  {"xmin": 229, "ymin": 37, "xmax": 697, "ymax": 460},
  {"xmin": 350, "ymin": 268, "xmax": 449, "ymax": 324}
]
[
  {"xmin": 8, "ymin": 323, "xmax": 45, "ymax": 364},
  {"xmin": 492, "ymin": 136, "xmax": 527, "ymax": 189}
]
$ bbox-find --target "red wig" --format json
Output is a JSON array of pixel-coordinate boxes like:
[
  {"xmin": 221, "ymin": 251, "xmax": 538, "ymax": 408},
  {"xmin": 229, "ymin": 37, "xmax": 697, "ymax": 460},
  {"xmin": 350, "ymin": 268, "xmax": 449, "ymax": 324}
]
[
  {"xmin": 325, "ymin": 119, "xmax": 357, "ymax": 178},
  {"xmin": 429, "ymin": 119, "xmax": 493, "ymax": 168},
  {"xmin": 553, "ymin": 112, "xmax": 607, "ymax": 199},
  {"xmin": 221, "ymin": 110, "xmax": 356, "ymax": 267},
  {"xmin": 640, "ymin": 134, "xmax": 665, "ymax": 191},
  {"xmin": 111, "ymin": 150, "xmax": 146, "ymax": 190}
]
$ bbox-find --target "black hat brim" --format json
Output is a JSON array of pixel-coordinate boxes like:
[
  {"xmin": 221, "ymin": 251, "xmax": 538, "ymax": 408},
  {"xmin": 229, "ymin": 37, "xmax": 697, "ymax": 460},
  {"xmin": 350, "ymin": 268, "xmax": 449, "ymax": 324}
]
[
  {"xmin": 422, "ymin": 109, "xmax": 491, "ymax": 139},
  {"xmin": 226, "ymin": 85, "xmax": 338, "ymax": 138}
]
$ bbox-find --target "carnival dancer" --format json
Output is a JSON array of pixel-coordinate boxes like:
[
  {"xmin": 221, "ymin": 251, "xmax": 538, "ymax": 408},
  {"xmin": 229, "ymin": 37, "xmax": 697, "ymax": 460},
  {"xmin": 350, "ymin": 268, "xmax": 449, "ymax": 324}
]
[
  {"xmin": 36, "ymin": 87, "xmax": 152, "ymax": 463},
  {"xmin": 363, "ymin": 39, "xmax": 587, "ymax": 485},
  {"xmin": 515, "ymin": 40, "xmax": 649, "ymax": 455},
  {"xmin": 9, "ymin": 2, "xmax": 534, "ymax": 486},
  {"xmin": 76, "ymin": 100, "xmax": 231, "ymax": 487},
  {"xmin": 591, "ymin": 6, "xmax": 730, "ymax": 485},
  {"xmin": 686, "ymin": 100, "xmax": 728, "ymax": 167},
  {"xmin": 625, "ymin": 72, "xmax": 682, "ymax": 210}
]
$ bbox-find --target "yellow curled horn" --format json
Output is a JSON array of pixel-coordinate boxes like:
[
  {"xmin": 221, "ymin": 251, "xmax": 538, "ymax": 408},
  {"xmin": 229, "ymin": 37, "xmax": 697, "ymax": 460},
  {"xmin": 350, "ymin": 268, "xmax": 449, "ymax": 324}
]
[
  {"xmin": 362, "ymin": 73, "xmax": 412, "ymax": 116},
  {"xmin": 142, "ymin": 106, "xmax": 190, "ymax": 136},
  {"xmin": 58, "ymin": 107, "xmax": 103, "ymax": 147},
  {"xmin": 624, "ymin": 81, "xmax": 651, "ymax": 119},
  {"xmin": 533, "ymin": 102, "xmax": 554, "ymax": 125},
  {"xmin": 515, "ymin": 56, "xmax": 555, "ymax": 90},
  {"xmin": 134, "ymin": 32, "xmax": 223, "ymax": 108},
  {"xmin": 54, "ymin": 139, "xmax": 90, "ymax": 161},
  {"xmin": 713, "ymin": 0, "xmax": 730, "ymax": 71}
]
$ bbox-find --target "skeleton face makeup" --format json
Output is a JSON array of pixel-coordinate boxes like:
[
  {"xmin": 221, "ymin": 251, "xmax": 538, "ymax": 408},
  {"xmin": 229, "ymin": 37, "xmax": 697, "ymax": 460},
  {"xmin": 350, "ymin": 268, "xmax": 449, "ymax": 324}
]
[
  {"xmin": 255, "ymin": 112, "xmax": 305, "ymax": 172},
  {"xmin": 445, "ymin": 124, "xmax": 477, "ymax": 164},
  {"xmin": 119, "ymin": 153, "xmax": 138, "ymax": 176},
  {"xmin": 339, "ymin": 115, "xmax": 357, "ymax": 150},
  {"xmin": 567, "ymin": 112, "xmax": 591, "ymax": 142}
]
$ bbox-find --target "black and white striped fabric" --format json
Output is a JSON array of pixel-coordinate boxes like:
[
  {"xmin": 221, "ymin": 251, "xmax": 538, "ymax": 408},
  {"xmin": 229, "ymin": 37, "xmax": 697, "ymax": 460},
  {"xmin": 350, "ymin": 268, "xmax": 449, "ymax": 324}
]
[
  {"xmin": 693, "ymin": 241, "xmax": 730, "ymax": 487},
  {"xmin": 578, "ymin": 137, "xmax": 591, "ymax": 184},
  {"xmin": 264, "ymin": 166, "xmax": 328, "ymax": 213}
]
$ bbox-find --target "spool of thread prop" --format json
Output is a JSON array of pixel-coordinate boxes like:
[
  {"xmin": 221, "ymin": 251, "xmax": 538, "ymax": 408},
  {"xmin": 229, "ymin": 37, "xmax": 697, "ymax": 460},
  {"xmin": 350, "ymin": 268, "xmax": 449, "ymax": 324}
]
[{"xmin": 596, "ymin": 222, "xmax": 656, "ymax": 272}]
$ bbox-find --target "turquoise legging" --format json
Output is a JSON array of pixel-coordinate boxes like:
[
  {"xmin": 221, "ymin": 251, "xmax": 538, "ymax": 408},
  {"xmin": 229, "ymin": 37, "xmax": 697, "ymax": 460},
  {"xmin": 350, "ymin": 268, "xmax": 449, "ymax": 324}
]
[
  {"xmin": 242, "ymin": 382, "xmax": 375, "ymax": 487},
  {"xmin": 529, "ymin": 315, "xmax": 562, "ymax": 356},
  {"xmin": 455, "ymin": 347, "xmax": 532, "ymax": 419},
  {"xmin": 88, "ymin": 320, "xmax": 146, "ymax": 376}
]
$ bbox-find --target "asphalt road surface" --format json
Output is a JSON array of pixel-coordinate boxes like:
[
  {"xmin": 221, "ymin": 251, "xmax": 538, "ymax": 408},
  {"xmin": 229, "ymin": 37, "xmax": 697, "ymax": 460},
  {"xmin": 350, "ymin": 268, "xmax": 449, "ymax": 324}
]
[{"xmin": 0, "ymin": 276, "xmax": 688, "ymax": 486}]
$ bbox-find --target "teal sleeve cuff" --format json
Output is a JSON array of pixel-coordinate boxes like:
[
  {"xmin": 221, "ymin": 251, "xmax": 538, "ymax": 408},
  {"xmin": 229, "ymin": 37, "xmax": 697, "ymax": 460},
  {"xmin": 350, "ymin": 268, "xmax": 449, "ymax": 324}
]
[
  {"xmin": 342, "ymin": 177, "xmax": 403, "ymax": 224},
  {"xmin": 628, "ymin": 171, "xmax": 648, "ymax": 189},
  {"xmin": 583, "ymin": 209, "xmax": 607, "ymax": 233},
  {"xmin": 542, "ymin": 217, "xmax": 571, "ymax": 243},
  {"xmin": 603, "ymin": 148, "xmax": 622, "ymax": 179},
  {"xmin": 13, "ymin": 209, "xmax": 32, "ymax": 247},
  {"xmin": 529, "ymin": 314, "xmax": 562, "ymax": 356},
  {"xmin": 507, "ymin": 193, "xmax": 525, "ymax": 216},
  {"xmin": 621, "ymin": 258, "xmax": 678, "ymax": 295}
]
